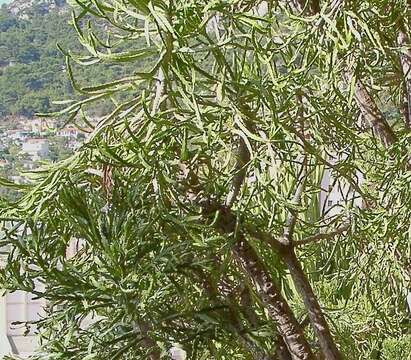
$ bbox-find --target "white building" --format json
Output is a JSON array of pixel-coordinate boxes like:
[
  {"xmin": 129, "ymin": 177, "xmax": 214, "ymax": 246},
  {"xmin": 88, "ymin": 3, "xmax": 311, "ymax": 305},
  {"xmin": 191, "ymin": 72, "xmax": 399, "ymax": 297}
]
[
  {"xmin": 22, "ymin": 139, "xmax": 49, "ymax": 160},
  {"xmin": 319, "ymin": 155, "xmax": 364, "ymax": 217},
  {"xmin": 0, "ymin": 291, "xmax": 44, "ymax": 358},
  {"xmin": 7, "ymin": 130, "xmax": 30, "ymax": 142},
  {"xmin": 1, "ymin": 242, "xmax": 44, "ymax": 359},
  {"xmin": 170, "ymin": 346, "xmax": 186, "ymax": 360},
  {"xmin": 57, "ymin": 126, "xmax": 79, "ymax": 139},
  {"xmin": 29, "ymin": 118, "xmax": 56, "ymax": 134}
]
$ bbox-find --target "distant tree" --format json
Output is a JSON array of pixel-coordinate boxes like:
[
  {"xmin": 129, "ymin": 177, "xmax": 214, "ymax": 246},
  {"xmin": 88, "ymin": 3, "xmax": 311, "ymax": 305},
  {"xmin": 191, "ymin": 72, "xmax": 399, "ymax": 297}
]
[
  {"xmin": 0, "ymin": 8, "xmax": 17, "ymax": 31},
  {"xmin": 0, "ymin": 8, "xmax": 134, "ymax": 116},
  {"xmin": 7, "ymin": 144, "xmax": 20, "ymax": 158},
  {"xmin": 16, "ymin": 45, "xmax": 40, "ymax": 64},
  {"xmin": 0, "ymin": 1, "xmax": 410, "ymax": 360}
]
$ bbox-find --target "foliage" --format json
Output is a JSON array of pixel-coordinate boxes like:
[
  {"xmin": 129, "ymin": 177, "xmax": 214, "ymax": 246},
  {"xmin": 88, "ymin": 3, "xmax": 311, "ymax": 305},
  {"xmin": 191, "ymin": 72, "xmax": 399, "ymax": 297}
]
[
  {"xmin": 0, "ymin": 1, "xmax": 410, "ymax": 359},
  {"xmin": 0, "ymin": 5, "xmax": 138, "ymax": 117}
]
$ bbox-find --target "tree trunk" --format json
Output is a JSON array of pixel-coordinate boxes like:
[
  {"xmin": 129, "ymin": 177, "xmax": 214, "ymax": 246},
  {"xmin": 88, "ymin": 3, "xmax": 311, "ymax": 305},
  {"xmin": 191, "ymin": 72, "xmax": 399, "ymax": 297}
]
[
  {"xmin": 275, "ymin": 335, "xmax": 293, "ymax": 360},
  {"xmin": 281, "ymin": 249, "xmax": 342, "ymax": 360},
  {"xmin": 231, "ymin": 233, "xmax": 315, "ymax": 360},
  {"xmin": 294, "ymin": 0, "xmax": 320, "ymax": 14},
  {"xmin": 137, "ymin": 321, "xmax": 161, "ymax": 360},
  {"xmin": 353, "ymin": 79, "xmax": 397, "ymax": 147},
  {"xmin": 197, "ymin": 267, "xmax": 276, "ymax": 360}
]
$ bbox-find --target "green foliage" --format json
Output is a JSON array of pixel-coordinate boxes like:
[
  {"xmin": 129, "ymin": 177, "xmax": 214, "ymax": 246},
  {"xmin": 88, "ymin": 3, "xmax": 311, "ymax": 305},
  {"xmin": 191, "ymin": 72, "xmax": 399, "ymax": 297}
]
[
  {"xmin": 381, "ymin": 335, "xmax": 411, "ymax": 360},
  {"xmin": 0, "ymin": 6, "xmax": 137, "ymax": 117},
  {"xmin": 0, "ymin": 1, "xmax": 410, "ymax": 359}
]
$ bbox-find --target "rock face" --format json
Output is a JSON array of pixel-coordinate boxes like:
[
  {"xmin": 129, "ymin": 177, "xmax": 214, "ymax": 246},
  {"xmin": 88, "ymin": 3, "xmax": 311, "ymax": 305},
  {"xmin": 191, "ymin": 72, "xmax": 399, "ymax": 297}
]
[{"xmin": 8, "ymin": 0, "xmax": 66, "ymax": 16}]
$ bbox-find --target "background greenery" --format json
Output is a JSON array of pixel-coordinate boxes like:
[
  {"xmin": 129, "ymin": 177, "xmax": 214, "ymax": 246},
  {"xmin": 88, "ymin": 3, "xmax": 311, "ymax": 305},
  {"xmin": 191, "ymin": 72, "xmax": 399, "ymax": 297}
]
[{"xmin": 0, "ymin": 4, "xmax": 137, "ymax": 117}]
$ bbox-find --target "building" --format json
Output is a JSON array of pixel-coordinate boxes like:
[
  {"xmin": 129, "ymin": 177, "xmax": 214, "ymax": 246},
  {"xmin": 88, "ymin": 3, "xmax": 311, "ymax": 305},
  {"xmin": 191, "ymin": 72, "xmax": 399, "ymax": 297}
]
[
  {"xmin": 0, "ymin": 291, "xmax": 44, "ymax": 358},
  {"xmin": 0, "ymin": 239, "xmax": 44, "ymax": 359},
  {"xmin": 319, "ymin": 155, "xmax": 364, "ymax": 217},
  {"xmin": 57, "ymin": 126, "xmax": 79, "ymax": 139},
  {"xmin": 7, "ymin": 130, "xmax": 30, "ymax": 142},
  {"xmin": 20, "ymin": 160, "xmax": 36, "ymax": 170},
  {"xmin": 22, "ymin": 139, "xmax": 49, "ymax": 160},
  {"xmin": 170, "ymin": 346, "xmax": 186, "ymax": 360},
  {"xmin": 29, "ymin": 118, "xmax": 56, "ymax": 134},
  {"xmin": 9, "ymin": 175, "xmax": 26, "ymax": 185}
]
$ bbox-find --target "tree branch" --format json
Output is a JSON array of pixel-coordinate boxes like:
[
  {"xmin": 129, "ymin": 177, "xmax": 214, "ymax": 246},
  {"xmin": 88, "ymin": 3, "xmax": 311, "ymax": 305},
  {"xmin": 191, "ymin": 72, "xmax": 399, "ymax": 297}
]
[
  {"xmin": 282, "ymin": 156, "xmax": 308, "ymax": 246},
  {"xmin": 225, "ymin": 134, "xmax": 250, "ymax": 208},
  {"xmin": 136, "ymin": 321, "xmax": 161, "ymax": 360},
  {"xmin": 294, "ymin": 223, "xmax": 350, "ymax": 247},
  {"xmin": 151, "ymin": 68, "xmax": 166, "ymax": 115},
  {"xmin": 201, "ymin": 107, "xmax": 315, "ymax": 358},
  {"xmin": 293, "ymin": 0, "xmax": 320, "ymax": 15},
  {"xmin": 195, "ymin": 267, "xmax": 276, "ymax": 360},
  {"xmin": 353, "ymin": 79, "xmax": 397, "ymax": 147}
]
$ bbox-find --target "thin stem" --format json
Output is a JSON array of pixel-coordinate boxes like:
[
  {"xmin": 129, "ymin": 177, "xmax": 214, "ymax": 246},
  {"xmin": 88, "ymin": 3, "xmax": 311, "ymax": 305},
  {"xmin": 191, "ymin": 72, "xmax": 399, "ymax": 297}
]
[{"xmin": 294, "ymin": 223, "xmax": 350, "ymax": 247}]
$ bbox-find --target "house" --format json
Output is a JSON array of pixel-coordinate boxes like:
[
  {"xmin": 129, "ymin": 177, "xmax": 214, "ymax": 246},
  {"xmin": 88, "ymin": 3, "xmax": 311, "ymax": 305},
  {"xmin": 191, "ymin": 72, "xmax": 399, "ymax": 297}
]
[
  {"xmin": 20, "ymin": 160, "xmax": 36, "ymax": 170},
  {"xmin": 7, "ymin": 130, "xmax": 29, "ymax": 142},
  {"xmin": 22, "ymin": 139, "xmax": 49, "ymax": 160},
  {"xmin": 30, "ymin": 119, "xmax": 47, "ymax": 134},
  {"xmin": 57, "ymin": 126, "xmax": 79, "ymax": 139},
  {"xmin": 9, "ymin": 175, "xmax": 26, "ymax": 185},
  {"xmin": 28, "ymin": 118, "xmax": 57, "ymax": 134},
  {"xmin": 67, "ymin": 140, "xmax": 81, "ymax": 150}
]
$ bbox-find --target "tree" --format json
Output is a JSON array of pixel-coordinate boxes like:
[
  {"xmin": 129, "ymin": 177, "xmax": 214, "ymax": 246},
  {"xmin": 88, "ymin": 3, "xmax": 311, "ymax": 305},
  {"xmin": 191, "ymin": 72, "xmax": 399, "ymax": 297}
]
[
  {"xmin": 0, "ymin": 1, "xmax": 410, "ymax": 359},
  {"xmin": 0, "ymin": 8, "xmax": 135, "ymax": 116}
]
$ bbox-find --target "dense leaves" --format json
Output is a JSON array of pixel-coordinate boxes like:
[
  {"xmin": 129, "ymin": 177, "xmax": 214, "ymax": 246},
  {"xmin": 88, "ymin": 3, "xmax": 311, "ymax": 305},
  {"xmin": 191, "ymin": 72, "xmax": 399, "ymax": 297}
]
[
  {"xmin": 0, "ymin": 1, "xmax": 410, "ymax": 359},
  {"xmin": 0, "ymin": 5, "xmax": 140, "ymax": 116}
]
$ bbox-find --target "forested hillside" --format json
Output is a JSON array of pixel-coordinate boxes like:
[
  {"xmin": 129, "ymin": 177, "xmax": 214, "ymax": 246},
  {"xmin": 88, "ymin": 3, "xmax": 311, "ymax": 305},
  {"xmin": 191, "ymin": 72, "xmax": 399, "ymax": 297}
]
[{"xmin": 0, "ymin": 3, "xmax": 135, "ymax": 117}]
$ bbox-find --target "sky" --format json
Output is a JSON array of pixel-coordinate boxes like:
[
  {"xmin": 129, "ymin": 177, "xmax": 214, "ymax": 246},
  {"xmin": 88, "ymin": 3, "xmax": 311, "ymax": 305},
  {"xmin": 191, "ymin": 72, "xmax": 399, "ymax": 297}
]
[{"xmin": 0, "ymin": 0, "xmax": 11, "ymax": 5}]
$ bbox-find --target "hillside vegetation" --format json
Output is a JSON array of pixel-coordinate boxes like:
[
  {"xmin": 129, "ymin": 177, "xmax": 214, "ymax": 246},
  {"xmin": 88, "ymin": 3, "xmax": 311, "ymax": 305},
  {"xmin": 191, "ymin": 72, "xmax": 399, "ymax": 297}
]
[{"xmin": 0, "ymin": 4, "xmax": 136, "ymax": 117}]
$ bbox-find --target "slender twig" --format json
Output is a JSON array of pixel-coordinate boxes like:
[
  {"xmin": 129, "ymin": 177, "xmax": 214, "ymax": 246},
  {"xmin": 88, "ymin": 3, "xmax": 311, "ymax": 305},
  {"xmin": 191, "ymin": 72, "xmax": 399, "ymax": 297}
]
[
  {"xmin": 353, "ymin": 79, "xmax": 397, "ymax": 147},
  {"xmin": 282, "ymin": 156, "xmax": 308, "ymax": 245},
  {"xmin": 294, "ymin": 223, "xmax": 350, "ymax": 247},
  {"xmin": 151, "ymin": 68, "xmax": 166, "ymax": 115},
  {"xmin": 225, "ymin": 135, "xmax": 250, "ymax": 208}
]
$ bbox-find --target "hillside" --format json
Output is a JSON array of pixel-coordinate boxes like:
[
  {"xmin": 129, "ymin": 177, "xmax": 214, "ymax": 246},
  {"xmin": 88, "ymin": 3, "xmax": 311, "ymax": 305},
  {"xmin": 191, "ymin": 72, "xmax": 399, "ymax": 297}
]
[{"xmin": 0, "ymin": 1, "xmax": 138, "ymax": 118}]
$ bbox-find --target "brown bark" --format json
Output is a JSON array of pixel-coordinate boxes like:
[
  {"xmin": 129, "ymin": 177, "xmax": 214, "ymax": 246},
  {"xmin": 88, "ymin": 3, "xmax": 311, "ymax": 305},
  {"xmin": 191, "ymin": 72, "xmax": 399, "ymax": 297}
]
[
  {"xmin": 210, "ymin": 206, "xmax": 314, "ymax": 360},
  {"xmin": 281, "ymin": 249, "xmax": 342, "ymax": 360},
  {"xmin": 196, "ymin": 267, "xmax": 276, "ymax": 360},
  {"xmin": 231, "ymin": 232, "xmax": 315, "ymax": 360},
  {"xmin": 353, "ymin": 80, "xmax": 397, "ymax": 147},
  {"xmin": 239, "ymin": 287, "xmax": 295, "ymax": 360},
  {"xmin": 208, "ymin": 123, "xmax": 315, "ymax": 358},
  {"xmin": 225, "ymin": 136, "xmax": 250, "ymax": 207},
  {"xmin": 193, "ymin": 127, "xmax": 312, "ymax": 358},
  {"xmin": 294, "ymin": 0, "xmax": 320, "ymax": 15},
  {"xmin": 280, "ymin": 90, "xmax": 343, "ymax": 360},
  {"xmin": 137, "ymin": 321, "xmax": 161, "ymax": 360},
  {"xmin": 275, "ymin": 335, "xmax": 293, "ymax": 360},
  {"xmin": 294, "ymin": 224, "xmax": 350, "ymax": 247},
  {"xmin": 399, "ymin": 83, "xmax": 410, "ymax": 129},
  {"xmin": 249, "ymin": 226, "xmax": 343, "ymax": 360}
]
